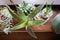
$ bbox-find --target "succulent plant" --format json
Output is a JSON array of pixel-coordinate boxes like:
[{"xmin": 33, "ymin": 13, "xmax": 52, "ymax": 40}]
[
  {"xmin": 0, "ymin": 7, "xmax": 13, "ymax": 34},
  {"xmin": 40, "ymin": 2, "xmax": 53, "ymax": 20},
  {"xmin": 5, "ymin": 4, "xmax": 44, "ymax": 38},
  {"xmin": 0, "ymin": 2, "xmax": 53, "ymax": 38}
]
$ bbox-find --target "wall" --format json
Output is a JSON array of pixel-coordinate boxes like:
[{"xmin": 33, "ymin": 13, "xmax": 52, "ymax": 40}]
[{"xmin": 0, "ymin": 0, "xmax": 60, "ymax": 5}]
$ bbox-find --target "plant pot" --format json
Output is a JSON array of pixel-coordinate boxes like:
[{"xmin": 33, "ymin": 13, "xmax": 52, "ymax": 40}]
[{"xmin": 52, "ymin": 13, "xmax": 60, "ymax": 34}]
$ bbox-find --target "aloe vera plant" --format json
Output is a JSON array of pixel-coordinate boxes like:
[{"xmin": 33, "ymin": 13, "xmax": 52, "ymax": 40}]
[
  {"xmin": 0, "ymin": 3, "xmax": 53, "ymax": 38},
  {"xmin": 40, "ymin": 2, "xmax": 53, "ymax": 21},
  {"xmin": 4, "ymin": 4, "xmax": 44, "ymax": 38},
  {"xmin": 4, "ymin": 2, "xmax": 53, "ymax": 38},
  {"xmin": 45, "ymin": 2, "xmax": 53, "ymax": 15},
  {"xmin": 0, "ymin": 1, "xmax": 53, "ymax": 38},
  {"xmin": 0, "ymin": 7, "xmax": 13, "ymax": 34}
]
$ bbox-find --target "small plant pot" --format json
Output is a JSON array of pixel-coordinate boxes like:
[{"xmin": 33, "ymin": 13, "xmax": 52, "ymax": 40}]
[{"xmin": 52, "ymin": 13, "xmax": 60, "ymax": 34}]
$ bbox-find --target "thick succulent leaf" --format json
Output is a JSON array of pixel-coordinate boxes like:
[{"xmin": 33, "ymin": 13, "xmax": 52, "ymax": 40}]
[
  {"xmin": 22, "ymin": 1, "xmax": 28, "ymax": 8},
  {"xmin": 26, "ymin": 26, "xmax": 37, "ymax": 38},
  {"xmin": 18, "ymin": 1, "xmax": 28, "ymax": 9},
  {"xmin": 46, "ymin": 1, "xmax": 54, "ymax": 14},
  {"xmin": 52, "ymin": 13, "xmax": 60, "ymax": 34},
  {"xmin": 3, "ymin": 27, "xmax": 11, "ymax": 34},
  {"xmin": 2, "ymin": 7, "xmax": 12, "ymax": 19},
  {"xmin": 46, "ymin": 7, "xmax": 51, "ymax": 14},
  {"xmin": 6, "ymin": 5, "xmax": 23, "ymax": 23},
  {"xmin": 16, "ymin": 7, "xmax": 25, "ymax": 17},
  {"xmin": 16, "ymin": 6, "xmax": 27, "ymax": 21},
  {"xmin": 11, "ymin": 21, "xmax": 26, "ymax": 30},
  {"xmin": 28, "ymin": 20, "xmax": 45, "ymax": 26},
  {"xmin": 28, "ymin": 4, "xmax": 44, "ymax": 18},
  {"xmin": 45, "ymin": 3, "xmax": 50, "ymax": 14},
  {"xmin": 44, "ymin": 3, "xmax": 51, "ymax": 15}
]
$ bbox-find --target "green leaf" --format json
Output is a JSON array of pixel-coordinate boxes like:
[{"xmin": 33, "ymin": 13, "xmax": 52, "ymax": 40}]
[
  {"xmin": 45, "ymin": 1, "xmax": 54, "ymax": 15},
  {"xmin": 3, "ymin": 27, "xmax": 11, "ymax": 34},
  {"xmin": 47, "ymin": 1, "xmax": 54, "ymax": 13},
  {"xmin": 52, "ymin": 13, "xmax": 60, "ymax": 34},
  {"xmin": 11, "ymin": 21, "xmax": 27, "ymax": 30},
  {"xmin": 45, "ymin": 3, "xmax": 52, "ymax": 15},
  {"xmin": 18, "ymin": 1, "xmax": 28, "ymax": 9},
  {"xmin": 26, "ymin": 26, "xmax": 37, "ymax": 38},
  {"xmin": 6, "ymin": 5, "xmax": 23, "ymax": 23},
  {"xmin": 28, "ymin": 4, "xmax": 44, "ymax": 18},
  {"xmin": 45, "ymin": 3, "xmax": 49, "ymax": 14},
  {"xmin": 2, "ymin": 7, "xmax": 12, "ymax": 19},
  {"xmin": 28, "ymin": 20, "xmax": 45, "ymax": 26},
  {"xmin": 16, "ymin": 6, "xmax": 26, "ymax": 20},
  {"xmin": 22, "ymin": 1, "xmax": 28, "ymax": 8},
  {"xmin": 46, "ymin": 7, "xmax": 51, "ymax": 15}
]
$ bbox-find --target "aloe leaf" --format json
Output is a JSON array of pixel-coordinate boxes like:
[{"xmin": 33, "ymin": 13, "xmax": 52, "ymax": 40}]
[
  {"xmin": 46, "ymin": 7, "xmax": 51, "ymax": 14},
  {"xmin": 6, "ymin": 5, "xmax": 23, "ymax": 23},
  {"xmin": 45, "ymin": 3, "xmax": 51, "ymax": 15},
  {"xmin": 22, "ymin": 1, "xmax": 28, "ymax": 8},
  {"xmin": 11, "ymin": 21, "xmax": 26, "ymax": 30},
  {"xmin": 3, "ymin": 27, "xmax": 11, "ymax": 34},
  {"xmin": 26, "ymin": 26, "xmax": 37, "ymax": 38},
  {"xmin": 45, "ymin": 1, "xmax": 54, "ymax": 15},
  {"xmin": 16, "ymin": 6, "xmax": 26, "ymax": 19},
  {"xmin": 46, "ymin": 7, "xmax": 51, "ymax": 15},
  {"xmin": 28, "ymin": 4, "xmax": 44, "ymax": 18},
  {"xmin": 28, "ymin": 20, "xmax": 45, "ymax": 26},
  {"xmin": 46, "ymin": 1, "xmax": 54, "ymax": 14},
  {"xmin": 45, "ymin": 3, "xmax": 49, "ymax": 15},
  {"xmin": 18, "ymin": 1, "xmax": 28, "ymax": 9}
]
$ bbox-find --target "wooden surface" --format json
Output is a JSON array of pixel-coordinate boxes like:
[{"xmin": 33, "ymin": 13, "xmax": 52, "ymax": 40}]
[
  {"xmin": 0, "ymin": 10, "xmax": 60, "ymax": 40},
  {"xmin": 0, "ymin": 32, "xmax": 60, "ymax": 40}
]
